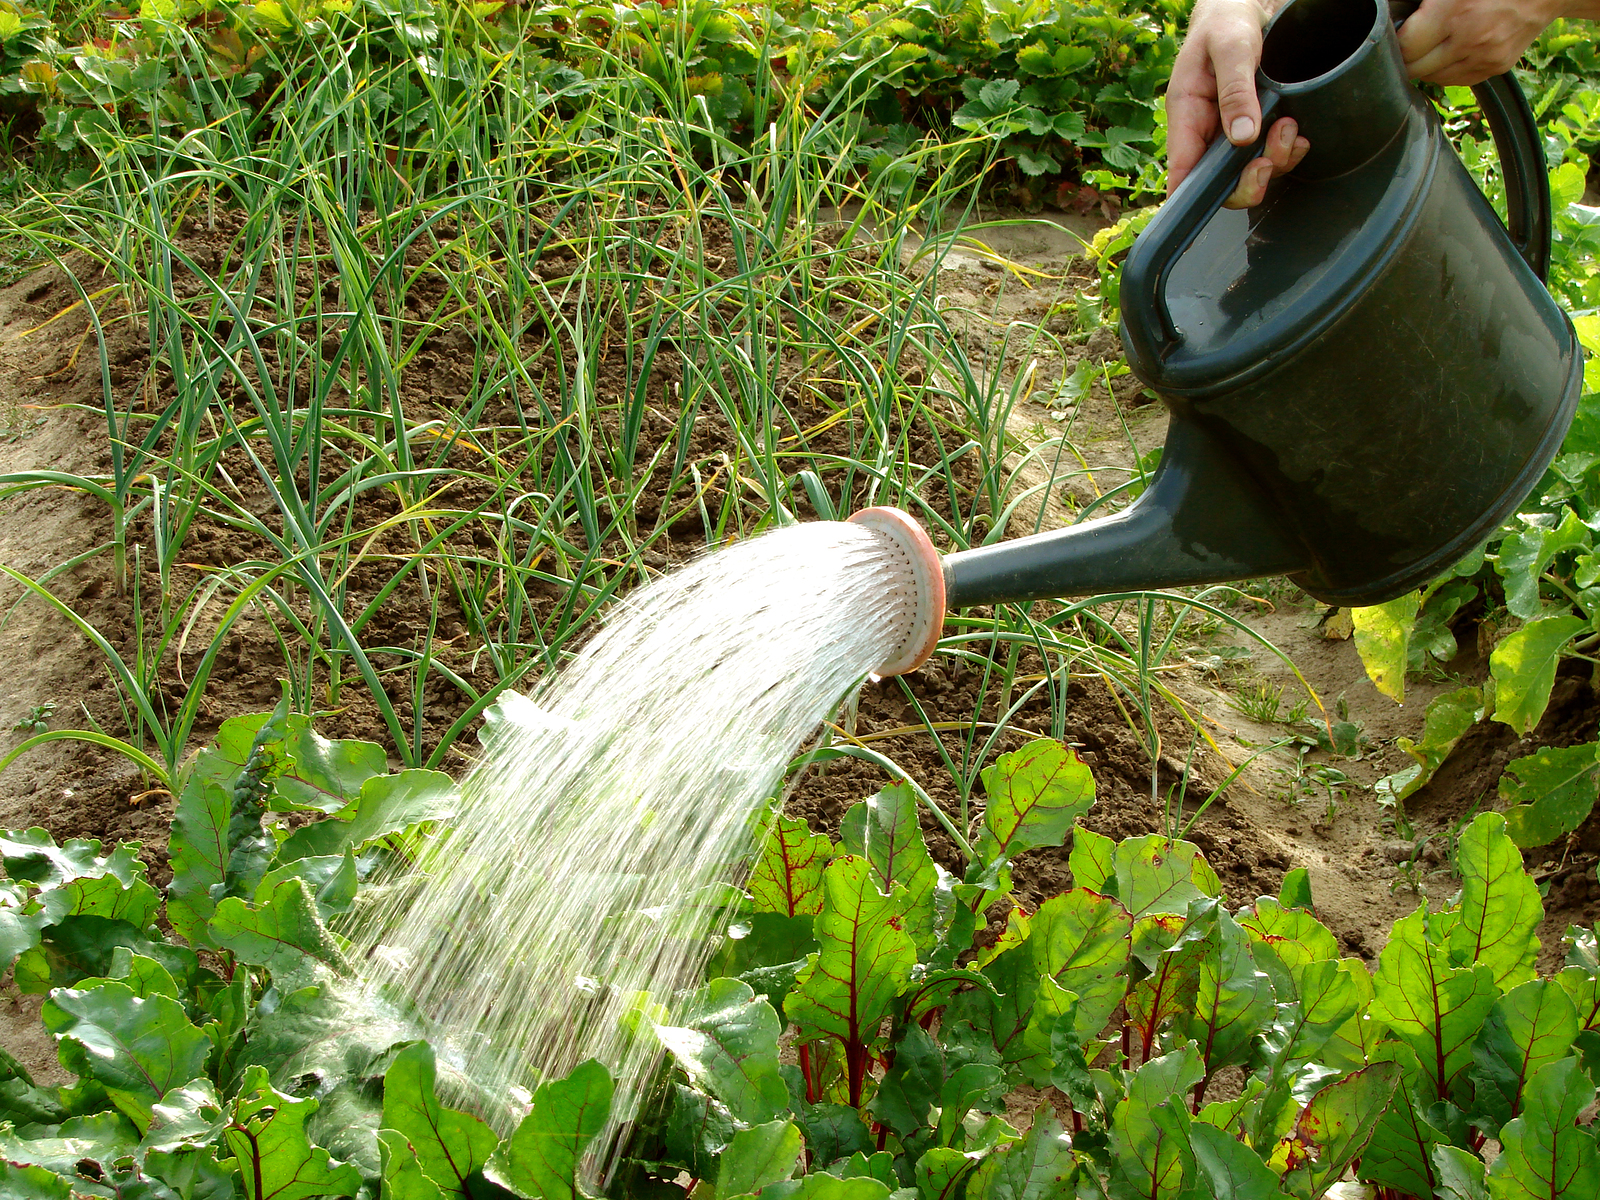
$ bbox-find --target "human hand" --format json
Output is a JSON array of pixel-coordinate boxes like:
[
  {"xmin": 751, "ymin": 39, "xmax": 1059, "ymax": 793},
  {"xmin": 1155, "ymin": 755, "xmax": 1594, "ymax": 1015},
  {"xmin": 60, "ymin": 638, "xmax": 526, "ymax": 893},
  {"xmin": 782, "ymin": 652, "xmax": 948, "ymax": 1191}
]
[
  {"xmin": 1397, "ymin": 0, "xmax": 1578, "ymax": 85},
  {"xmin": 1166, "ymin": 0, "xmax": 1310, "ymax": 207}
]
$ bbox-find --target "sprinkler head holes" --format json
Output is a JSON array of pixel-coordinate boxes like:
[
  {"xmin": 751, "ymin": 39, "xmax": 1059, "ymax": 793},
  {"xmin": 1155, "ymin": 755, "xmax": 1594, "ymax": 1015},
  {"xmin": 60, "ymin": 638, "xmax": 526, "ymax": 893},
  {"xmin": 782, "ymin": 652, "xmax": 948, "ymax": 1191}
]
[{"xmin": 846, "ymin": 506, "xmax": 945, "ymax": 678}]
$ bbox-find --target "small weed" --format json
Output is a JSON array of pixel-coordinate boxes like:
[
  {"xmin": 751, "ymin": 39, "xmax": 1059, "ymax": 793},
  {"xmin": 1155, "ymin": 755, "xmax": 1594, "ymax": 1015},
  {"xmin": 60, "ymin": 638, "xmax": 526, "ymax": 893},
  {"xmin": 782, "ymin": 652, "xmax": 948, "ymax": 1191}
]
[
  {"xmin": 1390, "ymin": 835, "xmax": 1435, "ymax": 897},
  {"xmin": 1231, "ymin": 680, "xmax": 1285, "ymax": 723},
  {"xmin": 12, "ymin": 702, "xmax": 53, "ymax": 736}
]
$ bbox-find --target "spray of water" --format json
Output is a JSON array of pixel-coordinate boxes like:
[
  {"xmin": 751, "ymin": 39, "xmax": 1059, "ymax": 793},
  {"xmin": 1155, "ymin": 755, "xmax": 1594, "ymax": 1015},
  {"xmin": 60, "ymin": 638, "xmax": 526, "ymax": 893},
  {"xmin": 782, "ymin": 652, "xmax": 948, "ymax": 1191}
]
[{"xmin": 352, "ymin": 519, "xmax": 924, "ymax": 1158}]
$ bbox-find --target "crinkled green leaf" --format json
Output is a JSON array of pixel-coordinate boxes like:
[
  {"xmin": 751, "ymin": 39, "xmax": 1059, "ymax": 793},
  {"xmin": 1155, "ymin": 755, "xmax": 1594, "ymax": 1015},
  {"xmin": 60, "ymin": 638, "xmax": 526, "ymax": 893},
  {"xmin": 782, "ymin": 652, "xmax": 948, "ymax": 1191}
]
[
  {"xmin": 380, "ymin": 1042, "xmax": 499, "ymax": 1195},
  {"xmin": 143, "ymin": 1078, "xmax": 229, "ymax": 1154},
  {"xmin": 787, "ymin": 857, "xmax": 915, "ymax": 1048},
  {"xmin": 1371, "ymin": 906, "xmax": 1498, "ymax": 1097},
  {"xmin": 842, "ymin": 784, "xmax": 939, "ymax": 951},
  {"xmin": 794, "ymin": 1101, "xmax": 872, "ymax": 1168},
  {"xmin": 868, "ymin": 1023, "xmax": 942, "ymax": 1140},
  {"xmin": 256, "ymin": 851, "xmax": 359, "ymax": 921},
  {"xmin": 1240, "ymin": 898, "xmax": 1339, "ymax": 971},
  {"xmin": 1126, "ymin": 920, "xmax": 1202, "ymax": 1062},
  {"xmin": 13, "ymin": 915, "xmax": 194, "ymax": 996},
  {"xmin": 275, "ymin": 770, "xmax": 458, "ymax": 862},
  {"xmin": 964, "ymin": 1112, "xmax": 1073, "ymax": 1200},
  {"xmin": 0, "ymin": 1161, "xmax": 75, "ymax": 1198},
  {"xmin": 1487, "ymin": 1058, "xmax": 1600, "ymax": 1200},
  {"xmin": 1190, "ymin": 1120, "xmax": 1290, "ymax": 1200},
  {"xmin": 1500, "ymin": 742, "xmax": 1600, "ymax": 849},
  {"xmin": 914, "ymin": 1147, "xmax": 978, "ymax": 1200},
  {"xmin": 1470, "ymin": 979, "xmax": 1580, "ymax": 1136},
  {"xmin": 0, "ymin": 881, "xmax": 47, "ymax": 973},
  {"xmin": 1172, "ymin": 906, "xmax": 1276, "ymax": 1080},
  {"xmin": 1357, "ymin": 1042, "xmax": 1448, "ymax": 1198},
  {"xmin": 378, "ymin": 1128, "xmax": 447, "ymax": 1200},
  {"xmin": 1068, "ymin": 826, "xmax": 1114, "ymax": 895},
  {"xmin": 1434, "ymin": 1144, "xmax": 1490, "ymax": 1200},
  {"xmin": 1280, "ymin": 1063, "xmax": 1399, "ymax": 1200},
  {"xmin": 1108, "ymin": 1043, "xmax": 1203, "ymax": 1200},
  {"xmin": 1450, "ymin": 813, "xmax": 1542, "ymax": 989},
  {"xmin": 748, "ymin": 816, "xmax": 833, "ymax": 918},
  {"xmin": 41, "ymin": 981, "xmax": 211, "ymax": 1134},
  {"xmin": 1028, "ymin": 887, "xmax": 1132, "ymax": 1041},
  {"xmin": 1491, "ymin": 615, "xmax": 1586, "ymax": 734},
  {"xmin": 1112, "ymin": 835, "xmax": 1219, "ymax": 919},
  {"xmin": 485, "ymin": 1058, "xmax": 612, "ymax": 1200},
  {"xmin": 273, "ymin": 726, "xmax": 388, "ymax": 814},
  {"xmin": 165, "ymin": 770, "xmax": 232, "ymax": 946},
  {"xmin": 0, "ymin": 1109, "xmax": 140, "ymax": 1177},
  {"xmin": 0, "ymin": 827, "xmax": 143, "ymax": 889},
  {"xmin": 714, "ymin": 1119, "xmax": 801, "ymax": 1200},
  {"xmin": 224, "ymin": 1065, "xmax": 364, "ymax": 1200},
  {"xmin": 209, "ymin": 878, "xmax": 351, "ymax": 977},
  {"xmin": 974, "ymin": 740, "xmax": 1095, "ymax": 866},
  {"xmin": 1497, "ymin": 508, "xmax": 1591, "ymax": 621},
  {"xmin": 654, "ymin": 978, "xmax": 786, "ymax": 1126},
  {"xmin": 1353, "ymin": 592, "xmax": 1420, "ymax": 702}
]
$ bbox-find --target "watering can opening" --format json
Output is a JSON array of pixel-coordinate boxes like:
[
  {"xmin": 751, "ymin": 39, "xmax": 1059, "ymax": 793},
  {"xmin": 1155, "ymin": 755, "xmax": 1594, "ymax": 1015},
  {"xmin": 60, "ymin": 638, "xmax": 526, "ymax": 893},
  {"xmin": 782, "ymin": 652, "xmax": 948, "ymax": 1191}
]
[{"xmin": 1260, "ymin": 0, "xmax": 1381, "ymax": 86}]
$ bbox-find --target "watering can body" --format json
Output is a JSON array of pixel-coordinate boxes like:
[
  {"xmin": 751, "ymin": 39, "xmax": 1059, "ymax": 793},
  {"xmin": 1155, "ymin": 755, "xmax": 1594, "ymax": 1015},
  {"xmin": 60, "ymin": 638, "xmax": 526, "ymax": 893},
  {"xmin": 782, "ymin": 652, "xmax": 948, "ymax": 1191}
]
[{"xmin": 942, "ymin": 0, "xmax": 1582, "ymax": 610}]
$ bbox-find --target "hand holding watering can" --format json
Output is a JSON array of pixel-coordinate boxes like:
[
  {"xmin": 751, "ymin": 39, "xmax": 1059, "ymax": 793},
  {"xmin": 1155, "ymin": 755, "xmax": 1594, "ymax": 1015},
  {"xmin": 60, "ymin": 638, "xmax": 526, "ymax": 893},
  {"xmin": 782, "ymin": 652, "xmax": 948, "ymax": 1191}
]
[{"xmin": 1169, "ymin": 0, "xmax": 1600, "ymax": 208}]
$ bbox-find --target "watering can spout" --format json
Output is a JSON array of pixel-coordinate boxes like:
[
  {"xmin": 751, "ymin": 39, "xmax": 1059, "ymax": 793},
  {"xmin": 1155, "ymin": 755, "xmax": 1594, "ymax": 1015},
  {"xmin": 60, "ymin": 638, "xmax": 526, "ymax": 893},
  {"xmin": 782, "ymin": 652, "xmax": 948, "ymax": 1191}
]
[{"xmin": 940, "ymin": 421, "xmax": 1305, "ymax": 610}]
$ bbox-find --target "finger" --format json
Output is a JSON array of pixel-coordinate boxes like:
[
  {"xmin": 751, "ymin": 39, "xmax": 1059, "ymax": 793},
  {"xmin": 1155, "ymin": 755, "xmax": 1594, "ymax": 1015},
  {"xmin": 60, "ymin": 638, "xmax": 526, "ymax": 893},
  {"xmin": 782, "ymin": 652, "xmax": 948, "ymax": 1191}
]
[
  {"xmin": 1286, "ymin": 135, "xmax": 1311, "ymax": 172},
  {"xmin": 1224, "ymin": 159, "xmax": 1275, "ymax": 210},
  {"xmin": 1260, "ymin": 117, "xmax": 1300, "ymax": 174},
  {"xmin": 1212, "ymin": 26, "xmax": 1265, "ymax": 144},
  {"xmin": 1167, "ymin": 92, "xmax": 1221, "ymax": 192},
  {"xmin": 1405, "ymin": 40, "xmax": 1463, "ymax": 82},
  {"xmin": 1396, "ymin": 0, "xmax": 1447, "ymax": 67}
]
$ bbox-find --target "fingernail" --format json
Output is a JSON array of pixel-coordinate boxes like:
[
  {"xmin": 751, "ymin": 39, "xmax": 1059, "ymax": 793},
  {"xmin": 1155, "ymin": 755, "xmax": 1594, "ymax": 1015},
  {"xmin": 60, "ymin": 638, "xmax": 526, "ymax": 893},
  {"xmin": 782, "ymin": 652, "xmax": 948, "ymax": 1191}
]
[
  {"xmin": 1230, "ymin": 116, "xmax": 1256, "ymax": 142},
  {"xmin": 1257, "ymin": 165, "xmax": 1273, "ymax": 188},
  {"xmin": 1280, "ymin": 121, "xmax": 1298, "ymax": 147}
]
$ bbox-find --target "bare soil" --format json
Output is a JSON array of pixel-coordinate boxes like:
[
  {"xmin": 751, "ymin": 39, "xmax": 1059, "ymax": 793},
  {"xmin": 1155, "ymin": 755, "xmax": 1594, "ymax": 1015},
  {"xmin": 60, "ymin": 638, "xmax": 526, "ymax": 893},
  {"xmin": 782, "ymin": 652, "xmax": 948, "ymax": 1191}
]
[{"xmin": 0, "ymin": 208, "xmax": 1595, "ymax": 1089}]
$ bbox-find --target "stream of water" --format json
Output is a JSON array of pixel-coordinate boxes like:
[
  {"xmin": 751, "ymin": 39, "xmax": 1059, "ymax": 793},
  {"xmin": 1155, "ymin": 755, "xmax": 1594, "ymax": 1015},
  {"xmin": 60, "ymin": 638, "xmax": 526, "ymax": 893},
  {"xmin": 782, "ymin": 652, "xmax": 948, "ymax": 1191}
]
[{"xmin": 352, "ymin": 518, "xmax": 923, "ymax": 1166}]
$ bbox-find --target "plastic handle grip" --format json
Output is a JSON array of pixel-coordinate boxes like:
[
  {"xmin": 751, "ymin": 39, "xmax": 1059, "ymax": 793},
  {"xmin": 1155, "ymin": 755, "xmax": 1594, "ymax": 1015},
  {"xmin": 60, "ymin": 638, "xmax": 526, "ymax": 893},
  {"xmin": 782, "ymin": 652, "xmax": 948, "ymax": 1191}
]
[{"xmin": 1120, "ymin": 89, "xmax": 1282, "ymax": 365}]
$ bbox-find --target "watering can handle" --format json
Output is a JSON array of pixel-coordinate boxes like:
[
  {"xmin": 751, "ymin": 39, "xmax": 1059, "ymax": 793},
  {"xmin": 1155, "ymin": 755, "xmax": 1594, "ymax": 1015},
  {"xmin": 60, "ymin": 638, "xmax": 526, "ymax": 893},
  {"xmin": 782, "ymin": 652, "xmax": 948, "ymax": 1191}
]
[
  {"xmin": 1119, "ymin": 88, "xmax": 1284, "ymax": 366},
  {"xmin": 1386, "ymin": 0, "xmax": 1552, "ymax": 280}
]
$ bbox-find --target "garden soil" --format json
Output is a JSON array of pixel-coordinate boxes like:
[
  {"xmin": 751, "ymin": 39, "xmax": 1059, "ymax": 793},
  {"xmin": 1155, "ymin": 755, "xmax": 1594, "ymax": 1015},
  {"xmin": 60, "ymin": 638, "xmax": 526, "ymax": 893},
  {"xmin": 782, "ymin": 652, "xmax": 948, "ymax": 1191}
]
[{"xmin": 0, "ymin": 210, "xmax": 1596, "ymax": 1086}]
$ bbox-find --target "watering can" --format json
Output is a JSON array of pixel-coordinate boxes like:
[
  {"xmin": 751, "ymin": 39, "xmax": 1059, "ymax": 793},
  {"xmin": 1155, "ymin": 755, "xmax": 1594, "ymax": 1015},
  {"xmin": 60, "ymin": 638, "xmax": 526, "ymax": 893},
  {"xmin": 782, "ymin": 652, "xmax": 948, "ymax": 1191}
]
[{"xmin": 850, "ymin": 0, "xmax": 1584, "ymax": 677}]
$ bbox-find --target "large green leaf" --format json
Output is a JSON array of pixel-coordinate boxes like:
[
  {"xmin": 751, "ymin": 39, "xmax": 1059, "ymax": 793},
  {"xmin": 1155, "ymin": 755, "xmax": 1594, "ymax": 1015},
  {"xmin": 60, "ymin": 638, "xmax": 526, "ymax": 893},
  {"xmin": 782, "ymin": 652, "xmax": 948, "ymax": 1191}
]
[
  {"xmin": 209, "ymin": 878, "xmax": 351, "ymax": 977},
  {"xmin": 485, "ymin": 1058, "xmax": 613, "ymax": 1200},
  {"xmin": 653, "ymin": 978, "xmax": 786, "ymax": 1126},
  {"xmin": 41, "ymin": 981, "xmax": 211, "ymax": 1134},
  {"xmin": 224, "ymin": 1065, "xmax": 365, "ymax": 1200},
  {"xmin": 1107, "ymin": 1043, "xmax": 1203, "ymax": 1200},
  {"xmin": 1435, "ymin": 1144, "xmax": 1491, "ymax": 1200},
  {"xmin": 1239, "ymin": 898, "xmax": 1339, "ymax": 971},
  {"xmin": 1450, "ymin": 813, "xmax": 1542, "ymax": 990},
  {"xmin": 714, "ymin": 1119, "xmax": 801, "ymax": 1200},
  {"xmin": 380, "ymin": 1042, "xmax": 500, "ymax": 1195},
  {"xmin": 747, "ymin": 816, "xmax": 832, "ymax": 918},
  {"xmin": 841, "ymin": 784, "xmax": 940, "ymax": 951},
  {"xmin": 1371, "ymin": 907, "xmax": 1498, "ymax": 1097},
  {"xmin": 1068, "ymin": 826, "xmax": 1115, "ymax": 895},
  {"xmin": 0, "ymin": 829, "xmax": 162, "ymax": 931},
  {"xmin": 275, "ymin": 770, "xmax": 458, "ymax": 862},
  {"xmin": 915, "ymin": 1147, "xmax": 978, "ymax": 1200},
  {"xmin": 1111, "ymin": 836, "xmax": 1219, "ymax": 919},
  {"xmin": 1125, "ymin": 920, "xmax": 1201, "ymax": 1063},
  {"xmin": 1172, "ymin": 906, "xmax": 1276, "ymax": 1082},
  {"xmin": 1486, "ymin": 1058, "xmax": 1600, "ymax": 1199},
  {"xmin": 1491, "ymin": 614, "xmax": 1586, "ymax": 734},
  {"xmin": 1280, "ymin": 1063, "xmax": 1399, "ymax": 1200},
  {"xmin": 379, "ymin": 1128, "xmax": 448, "ymax": 1200},
  {"xmin": 1470, "ymin": 979, "xmax": 1580, "ymax": 1136},
  {"xmin": 963, "ymin": 1112, "xmax": 1074, "ymax": 1200},
  {"xmin": 868, "ymin": 1023, "xmax": 942, "ymax": 1140},
  {"xmin": 786, "ymin": 857, "xmax": 915, "ymax": 1049},
  {"xmin": 973, "ymin": 740, "xmax": 1095, "ymax": 865},
  {"xmin": 0, "ymin": 1162, "xmax": 74, "ymax": 1198},
  {"xmin": 1028, "ymin": 888, "xmax": 1132, "ymax": 1041},
  {"xmin": 1497, "ymin": 508, "xmax": 1591, "ymax": 621},
  {"xmin": 273, "ymin": 725, "xmax": 388, "ymax": 813},
  {"xmin": 0, "ymin": 1109, "xmax": 140, "ymax": 1178},
  {"xmin": 165, "ymin": 770, "xmax": 233, "ymax": 946},
  {"xmin": 1500, "ymin": 743, "xmax": 1600, "ymax": 849},
  {"xmin": 0, "ymin": 881, "xmax": 47, "ymax": 973},
  {"xmin": 1190, "ymin": 1121, "xmax": 1290, "ymax": 1200}
]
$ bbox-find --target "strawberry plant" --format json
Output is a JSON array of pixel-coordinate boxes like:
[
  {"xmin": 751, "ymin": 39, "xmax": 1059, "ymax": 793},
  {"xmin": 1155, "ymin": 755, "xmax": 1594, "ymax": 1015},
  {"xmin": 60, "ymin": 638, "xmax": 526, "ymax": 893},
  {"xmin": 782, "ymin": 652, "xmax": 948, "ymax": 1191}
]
[{"xmin": 1, "ymin": 705, "xmax": 1596, "ymax": 1199}]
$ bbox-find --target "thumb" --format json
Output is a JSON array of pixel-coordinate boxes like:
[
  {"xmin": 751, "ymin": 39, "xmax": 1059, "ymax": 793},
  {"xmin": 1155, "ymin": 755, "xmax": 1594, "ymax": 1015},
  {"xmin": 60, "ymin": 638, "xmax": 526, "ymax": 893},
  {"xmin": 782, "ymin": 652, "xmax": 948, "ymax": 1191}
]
[{"xmin": 1211, "ymin": 26, "xmax": 1265, "ymax": 145}]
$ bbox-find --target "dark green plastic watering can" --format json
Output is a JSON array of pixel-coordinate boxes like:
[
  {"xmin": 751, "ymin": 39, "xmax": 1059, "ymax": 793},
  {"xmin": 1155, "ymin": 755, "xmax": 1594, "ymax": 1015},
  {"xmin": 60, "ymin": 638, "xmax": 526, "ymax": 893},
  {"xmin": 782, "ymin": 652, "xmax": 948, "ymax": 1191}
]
[{"xmin": 938, "ymin": 0, "xmax": 1584, "ymax": 612}]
